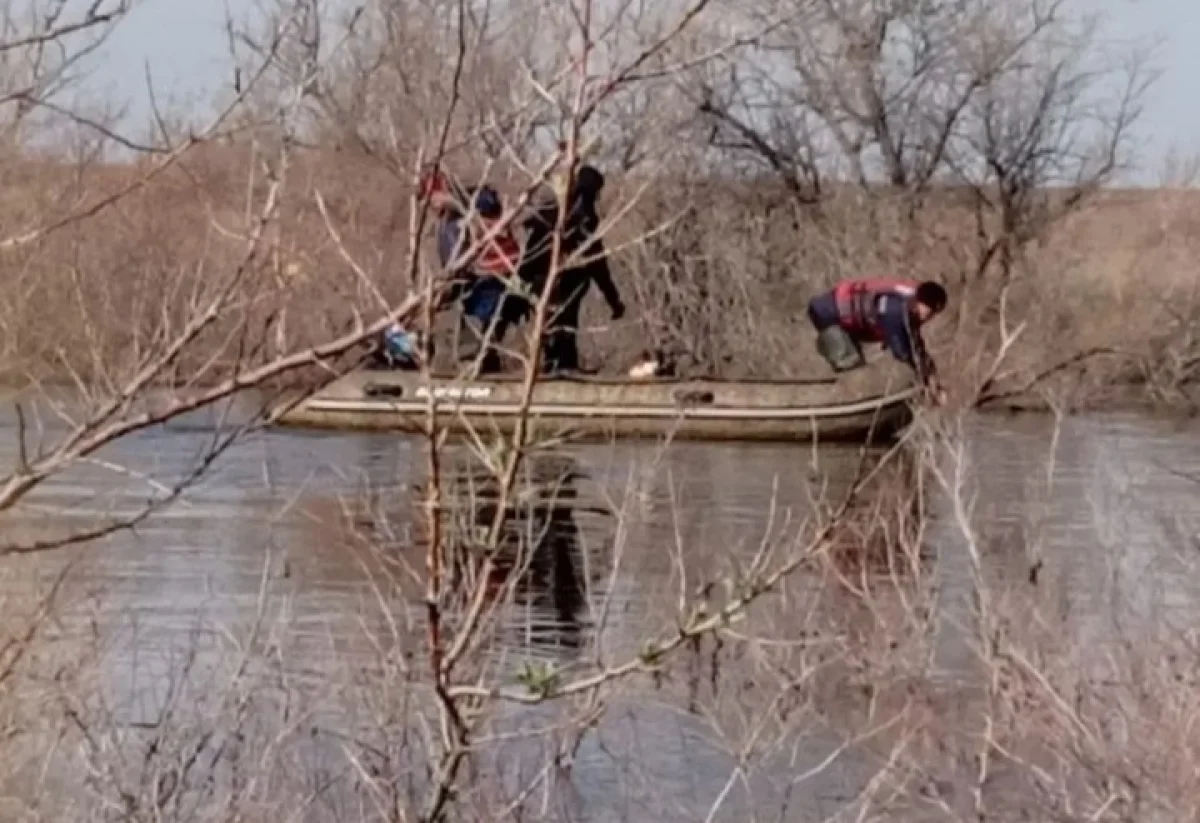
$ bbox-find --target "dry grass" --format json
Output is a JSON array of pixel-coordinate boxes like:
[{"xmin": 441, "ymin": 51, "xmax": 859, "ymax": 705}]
[
  {"xmin": 2, "ymin": 146, "xmax": 1197, "ymax": 409},
  {"xmin": 0, "ymin": 0, "xmax": 1178, "ymax": 411},
  {"xmin": 0, "ymin": 0, "xmax": 1197, "ymax": 819}
]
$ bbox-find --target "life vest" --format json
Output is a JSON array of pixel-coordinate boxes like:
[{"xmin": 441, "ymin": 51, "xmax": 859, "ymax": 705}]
[
  {"xmin": 471, "ymin": 216, "xmax": 521, "ymax": 278},
  {"xmin": 438, "ymin": 213, "xmax": 521, "ymax": 279},
  {"xmin": 833, "ymin": 277, "xmax": 919, "ymax": 340}
]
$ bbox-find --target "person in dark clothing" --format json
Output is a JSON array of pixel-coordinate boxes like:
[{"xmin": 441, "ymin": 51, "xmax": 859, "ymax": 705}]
[
  {"xmin": 807, "ymin": 277, "xmax": 947, "ymax": 403},
  {"xmin": 518, "ymin": 165, "xmax": 625, "ymax": 375}
]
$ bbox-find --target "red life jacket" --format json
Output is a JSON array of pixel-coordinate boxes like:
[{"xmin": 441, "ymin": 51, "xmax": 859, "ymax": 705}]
[
  {"xmin": 833, "ymin": 277, "xmax": 919, "ymax": 341},
  {"xmin": 472, "ymin": 217, "xmax": 521, "ymax": 278}
]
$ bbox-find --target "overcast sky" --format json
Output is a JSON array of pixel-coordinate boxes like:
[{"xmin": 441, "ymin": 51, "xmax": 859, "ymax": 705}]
[{"xmin": 81, "ymin": 0, "xmax": 1200, "ymax": 183}]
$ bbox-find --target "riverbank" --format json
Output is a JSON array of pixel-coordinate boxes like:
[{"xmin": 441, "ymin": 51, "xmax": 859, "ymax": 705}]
[
  {"xmin": 971, "ymin": 369, "xmax": 1200, "ymax": 417},
  {"xmin": 3, "ymin": 158, "xmax": 1198, "ymax": 413},
  {"xmin": 980, "ymin": 391, "xmax": 1198, "ymax": 418}
]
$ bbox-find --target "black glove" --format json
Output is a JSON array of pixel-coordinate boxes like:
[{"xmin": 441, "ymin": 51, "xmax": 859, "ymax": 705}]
[{"xmin": 611, "ymin": 300, "xmax": 626, "ymax": 321}]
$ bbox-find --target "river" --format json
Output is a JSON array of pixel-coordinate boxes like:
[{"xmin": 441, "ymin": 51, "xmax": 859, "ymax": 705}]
[{"xmin": 0, "ymin": 409, "xmax": 1198, "ymax": 821}]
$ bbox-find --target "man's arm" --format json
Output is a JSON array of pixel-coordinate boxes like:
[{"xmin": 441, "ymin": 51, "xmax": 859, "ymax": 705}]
[
  {"xmin": 436, "ymin": 218, "xmax": 473, "ymax": 306},
  {"xmin": 584, "ymin": 236, "xmax": 625, "ymax": 317},
  {"xmin": 878, "ymin": 297, "xmax": 938, "ymax": 385},
  {"xmin": 437, "ymin": 217, "xmax": 462, "ymax": 270}
]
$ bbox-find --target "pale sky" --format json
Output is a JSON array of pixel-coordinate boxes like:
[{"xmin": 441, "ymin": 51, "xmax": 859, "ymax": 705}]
[{"xmin": 78, "ymin": 0, "xmax": 1200, "ymax": 184}]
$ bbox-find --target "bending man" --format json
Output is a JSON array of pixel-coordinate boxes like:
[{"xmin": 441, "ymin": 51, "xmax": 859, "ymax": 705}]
[{"xmin": 807, "ymin": 277, "xmax": 947, "ymax": 402}]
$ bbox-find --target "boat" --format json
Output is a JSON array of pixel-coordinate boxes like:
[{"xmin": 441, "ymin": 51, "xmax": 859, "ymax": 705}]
[{"xmin": 274, "ymin": 362, "xmax": 920, "ymax": 445}]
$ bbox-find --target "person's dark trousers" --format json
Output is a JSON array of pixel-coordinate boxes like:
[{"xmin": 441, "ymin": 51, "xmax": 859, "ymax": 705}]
[
  {"xmin": 467, "ymin": 317, "xmax": 507, "ymax": 374},
  {"xmin": 463, "ymin": 277, "xmax": 510, "ymax": 375},
  {"xmin": 542, "ymin": 297, "xmax": 583, "ymax": 374},
  {"xmin": 807, "ymin": 291, "xmax": 866, "ymax": 372},
  {"xmin": 807, "ymin": 291, "xmax": 839, "ymax": 332}
]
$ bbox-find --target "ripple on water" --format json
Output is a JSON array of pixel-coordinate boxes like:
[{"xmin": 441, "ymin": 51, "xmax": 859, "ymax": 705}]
[{"xmin": 0, "ymin": 411, "xmax": 1198, "ymax": 818}]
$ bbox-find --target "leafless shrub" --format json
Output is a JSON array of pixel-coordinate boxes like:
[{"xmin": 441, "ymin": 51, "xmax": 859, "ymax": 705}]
[{"xmin": 0, "ymin": 0, "xmax": 1197, "ymax": 821}]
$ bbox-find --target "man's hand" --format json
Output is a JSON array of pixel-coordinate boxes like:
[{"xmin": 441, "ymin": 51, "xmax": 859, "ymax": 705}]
[{"xmin": 610, "ymin": 300, "xmax": 626, "ymax": 321}]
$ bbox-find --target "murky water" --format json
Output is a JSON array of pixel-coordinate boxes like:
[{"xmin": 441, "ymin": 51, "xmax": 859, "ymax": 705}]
[{"xmin": 1, "ymin": 408, "xmax": 1199, "ymax": 820}]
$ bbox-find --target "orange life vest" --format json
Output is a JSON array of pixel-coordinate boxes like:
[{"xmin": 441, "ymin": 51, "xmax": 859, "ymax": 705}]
[
  {"xmin": 833, "ymin": 277, "xmax": 919, "ymax": 341},
  {"xmin": 472, "ymin": 216, "xmax": 521, "ymax": 278}
]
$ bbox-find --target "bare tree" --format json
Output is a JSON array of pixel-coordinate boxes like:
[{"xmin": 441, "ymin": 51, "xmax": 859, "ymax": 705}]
[{"xmin": 0, "ymin": 0, "xmax": 1197, "ymax": 821}]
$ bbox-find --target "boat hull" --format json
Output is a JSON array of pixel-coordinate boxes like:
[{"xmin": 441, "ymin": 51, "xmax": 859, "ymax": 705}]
[{"xmin": 274, "ymin": 368, "xmax": 920, "ymax": 445}]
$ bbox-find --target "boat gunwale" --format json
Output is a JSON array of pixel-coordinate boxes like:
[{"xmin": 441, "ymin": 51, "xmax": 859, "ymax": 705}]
[
  {"xmin": 298, "ymin": 387, "xmax": 919, "ymax": 420},
  {"xmin": 352, "ymin": 370, "xmax": 843, "ymax": 388}
]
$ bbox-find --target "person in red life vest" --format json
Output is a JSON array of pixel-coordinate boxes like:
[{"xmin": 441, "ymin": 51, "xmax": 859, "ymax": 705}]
[
  {"xmin": 414, "ymin": 165, "xmax": 531, "ymax": 374},
  {"xmin": 439, "ymin": 183, "xmax": 528, "ymax": 375},
  {"xmin": 807, "ymin": 277, "xmax": 948, "ymax": 403}
]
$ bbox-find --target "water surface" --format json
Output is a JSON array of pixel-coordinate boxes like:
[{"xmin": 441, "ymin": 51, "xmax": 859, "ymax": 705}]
[{"xmin": 0, "ymin": 409, "xmax": 1198, "ymax": 820}]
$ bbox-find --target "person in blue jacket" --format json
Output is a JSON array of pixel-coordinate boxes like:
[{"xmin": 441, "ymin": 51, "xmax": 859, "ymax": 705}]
[
  {"xmin": 419, "ymin": 167, "xmax": 526, "ymax": 374},
  {"xmin": 807, "ymin": 277, "xmax": 947, "ymax": 402}
]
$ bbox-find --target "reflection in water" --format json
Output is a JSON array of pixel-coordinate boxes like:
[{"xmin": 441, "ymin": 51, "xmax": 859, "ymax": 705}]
[
  {"xmin": 440, "ymin": 450, "xmax": 603, "ymax": 655},
  {"xmin": 0, "ymin": 412, "xmax": 1199, "ymax": 820},
  {"xmin": 335, "ymin": 446, "xmax": 611, "ymax": 660}
]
